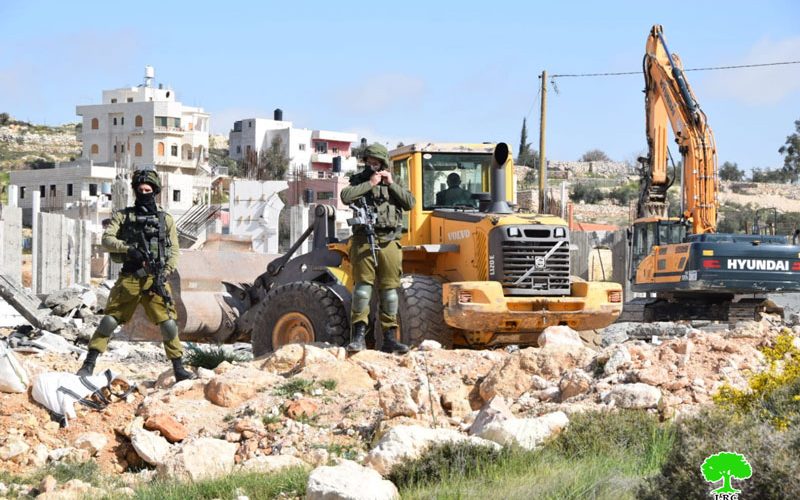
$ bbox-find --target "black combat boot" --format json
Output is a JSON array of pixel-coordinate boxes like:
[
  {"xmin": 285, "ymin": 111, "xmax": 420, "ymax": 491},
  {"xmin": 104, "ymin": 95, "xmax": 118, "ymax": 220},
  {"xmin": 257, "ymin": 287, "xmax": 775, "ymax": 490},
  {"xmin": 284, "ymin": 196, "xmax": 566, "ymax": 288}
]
[
  {"xmin": 171, "ymin": 358, "xmax": 195, "ymax": 382},
  {"xmin": 346, "ymin": 322, "xmax": 367, "ymax": 353},
  {"xmin": 381, "ymin": 327, "xmax": 410, "ymax": 354},
  {"xmin": 76, "ymin": 349, "xmax": 100, "ymax": 377}
]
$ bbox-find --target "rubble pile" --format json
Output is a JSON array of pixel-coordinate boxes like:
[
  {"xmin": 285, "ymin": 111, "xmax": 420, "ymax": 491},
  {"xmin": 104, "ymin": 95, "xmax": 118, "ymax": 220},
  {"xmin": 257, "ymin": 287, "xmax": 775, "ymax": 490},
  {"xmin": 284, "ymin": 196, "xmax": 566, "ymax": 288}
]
[{"xmin": 0, "ymin": 312, "xmax": 795, "ymax": 497}]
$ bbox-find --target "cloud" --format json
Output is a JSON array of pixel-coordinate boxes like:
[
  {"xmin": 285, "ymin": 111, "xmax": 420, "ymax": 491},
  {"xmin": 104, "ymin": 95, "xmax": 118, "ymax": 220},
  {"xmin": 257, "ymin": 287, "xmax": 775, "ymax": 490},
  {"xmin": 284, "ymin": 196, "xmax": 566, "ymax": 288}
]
[
  {"xmin": 701, "ymin": 36, "xmax": 800, "ymax": 106},
  {"xmin": 333, "ymin": 73, "xmax": 426, "ymax": 115}
]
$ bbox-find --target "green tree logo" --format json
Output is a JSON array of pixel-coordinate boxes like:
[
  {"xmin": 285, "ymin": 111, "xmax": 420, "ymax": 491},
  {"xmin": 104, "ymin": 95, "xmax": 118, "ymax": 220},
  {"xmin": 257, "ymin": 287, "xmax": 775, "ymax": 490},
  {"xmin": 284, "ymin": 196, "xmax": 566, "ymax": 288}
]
[{"xmin": 701, "ymin": 452, "xmax": 752, "ymax": 494}]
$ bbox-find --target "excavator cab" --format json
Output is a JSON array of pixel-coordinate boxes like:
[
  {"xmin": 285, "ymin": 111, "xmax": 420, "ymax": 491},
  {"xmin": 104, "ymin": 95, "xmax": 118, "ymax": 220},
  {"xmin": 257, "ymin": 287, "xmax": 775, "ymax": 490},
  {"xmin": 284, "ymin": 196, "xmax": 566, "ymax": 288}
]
[{"xmin": 630, "ymin": 217, "xmax": 688, "ymax": 280}]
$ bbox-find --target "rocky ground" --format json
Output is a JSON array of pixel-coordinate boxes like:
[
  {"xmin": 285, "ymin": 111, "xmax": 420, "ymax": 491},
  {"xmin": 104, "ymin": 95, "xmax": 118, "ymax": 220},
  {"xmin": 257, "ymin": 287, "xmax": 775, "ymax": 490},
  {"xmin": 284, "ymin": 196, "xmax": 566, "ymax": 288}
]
[{"xmin": 0, "ymin": 304, "xmax": 796, "ymax": 498}]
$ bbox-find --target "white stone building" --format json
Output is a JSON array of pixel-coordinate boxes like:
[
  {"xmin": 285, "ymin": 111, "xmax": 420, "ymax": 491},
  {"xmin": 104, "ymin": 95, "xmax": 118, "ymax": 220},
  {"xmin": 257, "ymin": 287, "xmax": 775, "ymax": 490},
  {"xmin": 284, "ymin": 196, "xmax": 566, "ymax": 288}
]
[
  {"xmin": 9, "ymin": 67, "xmax": 220, "ymax": 225},
  {"xmin": 228, "ymin": 111, "xmax": 358, "ymax": 178},
  {"xmin": 76, "ymin": 66, "xmax": 210, "ymax": 175}
]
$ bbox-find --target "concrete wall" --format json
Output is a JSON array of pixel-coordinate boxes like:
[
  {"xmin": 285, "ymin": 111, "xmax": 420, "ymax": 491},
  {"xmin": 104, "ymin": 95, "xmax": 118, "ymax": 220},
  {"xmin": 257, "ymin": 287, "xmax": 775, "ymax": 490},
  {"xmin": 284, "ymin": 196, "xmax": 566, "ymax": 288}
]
[
  {"xmin": 0, "ymin": 206, "xmax": 22, "ymax": 284},
  {"xmin": 228, "ymin": 179, "xmax": 288, "ymax": 254},
  {"xmin": 33, "ymin": 212, "xmax": 92, "ymax": 294}
]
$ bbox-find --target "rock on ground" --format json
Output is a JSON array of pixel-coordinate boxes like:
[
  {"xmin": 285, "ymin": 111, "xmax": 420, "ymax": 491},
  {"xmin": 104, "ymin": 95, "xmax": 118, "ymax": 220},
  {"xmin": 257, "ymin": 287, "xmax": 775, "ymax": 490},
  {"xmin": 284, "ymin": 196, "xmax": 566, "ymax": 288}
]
[
  {"xmin": 605, "ymin": 383, "xmax": 662, "ymax": 409},
  {"xmin": 475, "ymin": 411, "xmax": 569, "ymax": 451},
  {"xmin": 73, "ymin": 432, "xmax": 107, "ymax": 456},
  {"xmin": 157, "ymin": 437, "xmax": 238, "ymax": 481},
  {"xmin": 238, "ymin": 455, "xmax": 310, "ymax": 474},
  {"xmin": 131, "ymin": 429, "xmax": 171, "ymax": 466},
  {"xmin": 365, "ymin": 425, "xmax": 500, "ymax": 476},
  {"xmin": 306, "ymin": 459, "xmax": 399, "ymax": 500}
]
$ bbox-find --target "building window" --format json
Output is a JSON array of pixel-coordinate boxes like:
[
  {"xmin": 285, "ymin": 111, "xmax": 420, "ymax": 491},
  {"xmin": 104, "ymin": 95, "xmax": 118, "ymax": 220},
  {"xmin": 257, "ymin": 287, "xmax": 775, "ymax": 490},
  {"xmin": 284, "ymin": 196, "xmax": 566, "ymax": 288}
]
[
  {"xmin": 156, "ymin": 116, "xmax": 168, "ymax": 127},
  {"xmin": 111, "ymin": 98, "xmax": 117, "ymax": 104},
  {"xmin": 67, "ymin": 184, "xmax": 73, "ymax": 197},
  {"xmin": 135, "ymin": 143, "xmax": 142, "ymax": 157},
  {"xmin": 127, "ymin": 97, "xmax": 133, "ymax": 103},
  {"xmin": 317, "ymin": 171, "xmax": 325, "ymax": 179},
  {"xmin": 113, "ymin": 145, "xmax": 117, "ymax": 153},
  {"xmin": 246, "ymin": 145, "xmax": 251, "ymax": 155},
  {"xmin": 188, "ymin": 122, "xmax": 193, "ymax": 131},
  {"xmin": 91, "ymin": 118, "xmax": 99, "ymax": 130},
  {"xmin": 157, "ymin": 142, "xmax": 165, "ymax": 156},
  {"xmin": 39, "ymin": 185, "xmax": 45, "ymax": 197},
  {"xmin": 121, "ymin": 144, "xmax": 125, "ymax": 153},
  {"xmin": 249, "ymin": 121, "xmax": 252, "ymax": 128},
  {"xmin": 19, "ymin": 187, "xmax": 25, "ymax": 199},
  {"xmin": 314, "ymin": 142, "xmax": 328, "ymax": 153},
  {"xmin": 236, "ymin": 145, "xmax": 241, "ymax": 154},
  {"xmin": 332, "ymin": 147, "xmax": 339, "ymax": 154},
  {"xmin": 48, "ymin": 185, "xmax": 56, "ymax": 198},
  {"xmin": 173, "ymin": 117, "xmax": 180, "ymax": 128},
  {"xmin": 173, "ymin": 190, "xmax": 181, "ymax": 202},
  {"xmin": 121, "ymin": 117, "xmax": 125, "ymax": 125},
  {"xmin": 171, "ymin": 145, "xmax": 178, "ymax": 157},
  {"xmin": 135, "ymin": 115, "xmax": 143, "ymax": 127},
  {"xmin": 317, "ymin": 191, "xmax": 334, "ymax": 200},
  {"xmin": 90, "ymin": 144, "xmax": 99, "ymax": 155},
  {"xmin": 299, "ymin": 144, "xmax": 306, "ymax": 151},
  {"xmin": 113, "ymin": 117, "xmax": 117, "ymax": 126},
  {"xmin": 89, "ymin": 184, "xmax": 98, "ymax": 196}
]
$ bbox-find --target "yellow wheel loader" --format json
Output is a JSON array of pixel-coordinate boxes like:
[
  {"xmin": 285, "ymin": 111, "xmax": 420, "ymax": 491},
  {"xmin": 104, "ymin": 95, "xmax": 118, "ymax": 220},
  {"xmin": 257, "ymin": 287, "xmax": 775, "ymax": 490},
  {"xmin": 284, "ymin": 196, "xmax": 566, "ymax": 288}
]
[{"xmin": 227, "ymin": 142, "xmax": 623, "ymax": 356}]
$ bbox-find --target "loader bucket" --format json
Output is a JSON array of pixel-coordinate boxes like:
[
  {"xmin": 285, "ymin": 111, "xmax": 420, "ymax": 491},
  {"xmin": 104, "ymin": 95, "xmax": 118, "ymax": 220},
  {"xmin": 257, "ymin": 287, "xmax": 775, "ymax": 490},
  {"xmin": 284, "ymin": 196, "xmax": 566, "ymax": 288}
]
[{"xmin": 119, "ymin": 234, "xmax": 279, "ymax": 344}]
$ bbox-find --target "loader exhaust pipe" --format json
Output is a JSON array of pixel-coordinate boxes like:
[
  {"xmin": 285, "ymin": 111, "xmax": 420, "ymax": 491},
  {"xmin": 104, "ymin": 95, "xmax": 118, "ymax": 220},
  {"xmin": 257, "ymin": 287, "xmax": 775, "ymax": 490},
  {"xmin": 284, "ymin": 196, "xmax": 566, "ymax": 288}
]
[{"xmin": 487, "ymin": 142, "xmax": 512, "ymax": 214}]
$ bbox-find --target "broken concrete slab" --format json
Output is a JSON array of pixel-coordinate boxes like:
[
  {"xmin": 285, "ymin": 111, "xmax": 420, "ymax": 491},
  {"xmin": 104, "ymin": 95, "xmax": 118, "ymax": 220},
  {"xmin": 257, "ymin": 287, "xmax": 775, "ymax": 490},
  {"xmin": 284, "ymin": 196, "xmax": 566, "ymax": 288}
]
[{"xmin": 0, "ymin": 273, "xmax": 51, "ymax": 329}]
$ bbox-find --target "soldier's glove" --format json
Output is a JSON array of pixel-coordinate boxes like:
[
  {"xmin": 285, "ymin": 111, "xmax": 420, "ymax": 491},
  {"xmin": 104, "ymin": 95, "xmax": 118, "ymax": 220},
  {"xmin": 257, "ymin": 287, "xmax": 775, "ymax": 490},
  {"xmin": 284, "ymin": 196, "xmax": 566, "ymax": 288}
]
[{"xmin": 126, "ymin": 246, "xmax": 146, "ymax": 263}]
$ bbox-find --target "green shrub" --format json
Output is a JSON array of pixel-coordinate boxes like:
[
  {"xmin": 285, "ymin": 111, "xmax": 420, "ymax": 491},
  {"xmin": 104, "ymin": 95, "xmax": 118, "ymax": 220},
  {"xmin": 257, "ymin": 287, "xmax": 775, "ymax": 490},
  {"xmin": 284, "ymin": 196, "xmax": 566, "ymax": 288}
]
[
  {"xmin": 571, "ymin": 183, "xmax": 606, "ymax": 204},
  {"xmin": 714, "ymin": 332, "xmax": 800, "ymax": 428},
  {"xmin": 608, "ymin": 182, "xmax": 639, "ymax": 206},
  {"xmin": 640, "ymin": 409, "xmax": 800, "ymax": 499},
  {"xmin": 389, "ymin": 441, "xmax": 504, "ymax": 489},
  {"xmin": 273, "ymin": 378, "xmax": 315, "ymax": 396},
  {"xmin": 184, "ymin": 343, "xmax": 248, "ymax": 370},
  {"xmin": 553, "ymin": 410, "xmax": 674, "ymax": 471}
]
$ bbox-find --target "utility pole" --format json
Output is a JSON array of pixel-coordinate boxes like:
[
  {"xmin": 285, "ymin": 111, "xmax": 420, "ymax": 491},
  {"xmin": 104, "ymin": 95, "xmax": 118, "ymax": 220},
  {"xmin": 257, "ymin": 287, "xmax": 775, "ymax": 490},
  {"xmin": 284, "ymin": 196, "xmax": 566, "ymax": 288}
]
[{"xmin": 538, "ymin": 70, "xmax": 547, "ymax": 214}]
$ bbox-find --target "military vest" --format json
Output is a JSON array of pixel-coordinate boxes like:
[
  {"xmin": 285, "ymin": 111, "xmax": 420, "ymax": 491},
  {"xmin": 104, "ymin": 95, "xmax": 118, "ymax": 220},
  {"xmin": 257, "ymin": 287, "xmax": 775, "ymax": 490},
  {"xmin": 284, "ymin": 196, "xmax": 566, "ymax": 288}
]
[{"xmin": 110, "ymin": 207, "xmax": 172, "ymax": 266}]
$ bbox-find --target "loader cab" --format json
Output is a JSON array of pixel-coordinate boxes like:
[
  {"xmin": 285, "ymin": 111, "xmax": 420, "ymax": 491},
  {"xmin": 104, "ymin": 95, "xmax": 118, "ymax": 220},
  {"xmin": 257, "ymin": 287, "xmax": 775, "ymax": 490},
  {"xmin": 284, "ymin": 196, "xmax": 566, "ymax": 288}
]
[
  {"xmin": 630, "ymin": 217, "xmax": 688, "ymax": 279},
  {"xmin": 389, "ymin": 143, "xmax": 514, "ymax": 246}
]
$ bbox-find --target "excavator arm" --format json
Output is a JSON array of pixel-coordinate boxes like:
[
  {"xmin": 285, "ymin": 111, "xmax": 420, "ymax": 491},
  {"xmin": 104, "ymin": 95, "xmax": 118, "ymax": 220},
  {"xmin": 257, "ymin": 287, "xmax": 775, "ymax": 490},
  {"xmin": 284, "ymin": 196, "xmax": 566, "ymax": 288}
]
[{"xmin": 640, "ymin": 24, "xmax": 718, "ymax": 234}]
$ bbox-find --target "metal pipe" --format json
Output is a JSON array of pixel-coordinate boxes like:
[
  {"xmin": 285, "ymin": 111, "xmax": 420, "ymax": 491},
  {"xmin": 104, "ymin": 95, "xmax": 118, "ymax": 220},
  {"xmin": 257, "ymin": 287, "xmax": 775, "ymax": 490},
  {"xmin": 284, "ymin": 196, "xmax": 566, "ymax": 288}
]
[{"xmin": 487, "ymin": 143, "xmax": 512, "ymax": 213}]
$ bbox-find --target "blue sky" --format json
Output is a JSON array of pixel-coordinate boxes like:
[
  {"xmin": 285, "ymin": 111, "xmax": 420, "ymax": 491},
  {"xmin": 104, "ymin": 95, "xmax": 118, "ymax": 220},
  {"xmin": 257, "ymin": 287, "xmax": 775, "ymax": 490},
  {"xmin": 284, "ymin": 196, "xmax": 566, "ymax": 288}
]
[{"xmin": 1, "ymin": 0, "xmax": 798, "ymax": 172}]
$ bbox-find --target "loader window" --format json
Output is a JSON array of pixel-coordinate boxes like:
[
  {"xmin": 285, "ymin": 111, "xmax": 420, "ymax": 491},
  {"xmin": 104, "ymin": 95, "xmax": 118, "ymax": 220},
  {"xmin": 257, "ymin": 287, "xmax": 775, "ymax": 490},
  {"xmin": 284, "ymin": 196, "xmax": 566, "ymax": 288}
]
[{"xmin": 421, "ymin": 153, "xmax": 490, "ymax": 210}]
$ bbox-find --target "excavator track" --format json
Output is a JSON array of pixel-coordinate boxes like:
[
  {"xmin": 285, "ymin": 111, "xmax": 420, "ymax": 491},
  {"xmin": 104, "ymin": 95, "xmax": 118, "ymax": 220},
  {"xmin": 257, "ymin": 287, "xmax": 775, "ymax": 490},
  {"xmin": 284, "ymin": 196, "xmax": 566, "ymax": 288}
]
[{"xmin": 620, "ymin": 296, "xmax": 781, "ymax": 325}]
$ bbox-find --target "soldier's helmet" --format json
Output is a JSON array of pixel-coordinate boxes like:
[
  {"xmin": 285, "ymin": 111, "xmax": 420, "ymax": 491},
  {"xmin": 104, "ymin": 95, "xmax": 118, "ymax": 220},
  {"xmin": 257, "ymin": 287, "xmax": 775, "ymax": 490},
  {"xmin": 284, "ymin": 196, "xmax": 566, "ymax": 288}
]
[
  {"xmin": 131, "ymin": 169, "xmax": 161, "ymax": 194},
  {"xmin": 363, "ymin": 143, "xmax": 389, "ymax": 169}
]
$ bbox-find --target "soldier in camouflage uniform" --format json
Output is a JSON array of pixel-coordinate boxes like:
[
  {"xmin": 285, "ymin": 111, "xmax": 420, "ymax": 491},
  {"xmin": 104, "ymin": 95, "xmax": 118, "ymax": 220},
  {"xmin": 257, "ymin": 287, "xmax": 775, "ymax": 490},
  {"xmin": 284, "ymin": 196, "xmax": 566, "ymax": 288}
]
[
  {"xmin": 77, "ymin": 169, "xmax": 194, "ymax": 381},
  {"xmin": 341, "ymin": 143, "xmax": 415, "ymax": 354}
]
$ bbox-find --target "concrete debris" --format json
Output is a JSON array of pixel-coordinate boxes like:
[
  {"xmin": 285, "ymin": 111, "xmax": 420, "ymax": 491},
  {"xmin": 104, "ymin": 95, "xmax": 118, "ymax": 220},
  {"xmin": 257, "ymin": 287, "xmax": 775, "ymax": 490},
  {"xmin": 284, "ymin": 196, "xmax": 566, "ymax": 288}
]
[{"xmin": 131, "ymin": 429, "xmax": 172, "ymax": 466}]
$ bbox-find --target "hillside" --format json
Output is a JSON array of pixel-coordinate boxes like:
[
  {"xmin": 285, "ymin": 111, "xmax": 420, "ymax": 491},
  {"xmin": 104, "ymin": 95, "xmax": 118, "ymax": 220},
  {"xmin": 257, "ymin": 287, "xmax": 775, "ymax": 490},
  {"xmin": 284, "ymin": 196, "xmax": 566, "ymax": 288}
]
[{"xmin": 0, "ymin": 115, "xmax": 81, "ymax": 171}]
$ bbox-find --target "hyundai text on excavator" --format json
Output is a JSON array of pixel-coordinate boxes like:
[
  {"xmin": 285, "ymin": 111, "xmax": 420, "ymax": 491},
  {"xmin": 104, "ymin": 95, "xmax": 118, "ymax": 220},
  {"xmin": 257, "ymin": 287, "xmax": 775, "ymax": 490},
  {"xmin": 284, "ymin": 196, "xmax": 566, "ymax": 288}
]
[
  {"xmin": 626, "ymin": 25, "xmax": 800, "ymax": 323},
  {"xmin": 229, "ymin": 142, "xmax": 623, "ymax": 356}
]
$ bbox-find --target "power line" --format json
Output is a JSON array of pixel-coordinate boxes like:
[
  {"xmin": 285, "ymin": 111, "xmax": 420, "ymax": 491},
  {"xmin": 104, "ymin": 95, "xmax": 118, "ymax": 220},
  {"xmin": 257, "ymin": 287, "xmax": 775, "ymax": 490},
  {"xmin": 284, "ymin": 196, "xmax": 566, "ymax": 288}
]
[{"xmin": 551, "ymin": 60, "xmax": 800, "ymax": 78}]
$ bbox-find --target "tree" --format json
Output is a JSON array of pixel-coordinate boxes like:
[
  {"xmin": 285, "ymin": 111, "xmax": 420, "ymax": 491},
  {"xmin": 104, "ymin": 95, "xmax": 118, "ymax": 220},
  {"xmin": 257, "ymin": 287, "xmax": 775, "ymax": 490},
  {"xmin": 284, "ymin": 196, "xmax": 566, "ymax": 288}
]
[
  {"xmin": 718, "ymin": 161, "xmax": 745, "ymax": 181},
  {"xmin": 258, "ymin": 135, "xmax": 290, "ymax": 181},
  {"xmin": 580, "ymin": 149, "xmax": 610, "ymax": 162},
  {"xmin": 515, "ymin": 118, "xmax": 538, "ymax": 168},
  {"xmin": 751, "ymin": 166, "xmax": 793, "ymax": 183},
  {"xmin": 778, "ymin": 118, "xmax": 800, "ymax": 183},
  {"xmin": 701, "ymin": 452, "xmax": 752, "ymax": 494},
  {"xmin": 0, "ymin": 112, "xmax": 9, "ymax": 126}
]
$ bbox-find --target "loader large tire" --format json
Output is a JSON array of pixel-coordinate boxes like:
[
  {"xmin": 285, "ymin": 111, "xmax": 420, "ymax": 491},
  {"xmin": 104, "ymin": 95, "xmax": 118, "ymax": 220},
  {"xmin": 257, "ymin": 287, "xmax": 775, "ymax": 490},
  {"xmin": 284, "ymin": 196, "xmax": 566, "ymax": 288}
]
[
  {"xmin": 251, "ymin": 281, "xmax": 348, "ymax": 357},
  {"xmin": 397, "ymin": 274, "xmax": 455, "ymax": 348}
]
